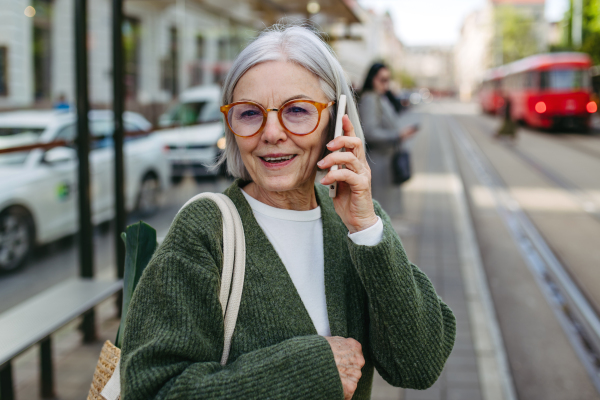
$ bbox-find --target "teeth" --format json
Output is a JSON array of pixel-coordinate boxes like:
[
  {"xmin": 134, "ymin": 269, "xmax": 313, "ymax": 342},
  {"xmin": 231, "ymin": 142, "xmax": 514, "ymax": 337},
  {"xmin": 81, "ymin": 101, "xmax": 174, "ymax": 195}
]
[{"xmin": 264, "ymin": 155, "xmax": 294, "ymax": 162}]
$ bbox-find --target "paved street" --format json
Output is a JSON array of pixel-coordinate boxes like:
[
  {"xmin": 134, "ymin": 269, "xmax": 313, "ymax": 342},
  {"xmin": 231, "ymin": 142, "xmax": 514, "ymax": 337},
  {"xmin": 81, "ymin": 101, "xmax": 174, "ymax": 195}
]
[{"xmin": 3, "ymin": 100, "xmax": 600, "ymax": 399}]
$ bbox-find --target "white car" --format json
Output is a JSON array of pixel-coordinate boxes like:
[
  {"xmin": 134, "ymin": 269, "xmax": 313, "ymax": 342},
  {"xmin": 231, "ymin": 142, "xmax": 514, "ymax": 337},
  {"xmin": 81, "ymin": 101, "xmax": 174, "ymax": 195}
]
[
  {"xmin": 0, "ymin": 110, "xmax": 170, "ymax": 271},
  {"xmin": 158, "ymin": 85, "xmax": 227, "ymax": 182}
]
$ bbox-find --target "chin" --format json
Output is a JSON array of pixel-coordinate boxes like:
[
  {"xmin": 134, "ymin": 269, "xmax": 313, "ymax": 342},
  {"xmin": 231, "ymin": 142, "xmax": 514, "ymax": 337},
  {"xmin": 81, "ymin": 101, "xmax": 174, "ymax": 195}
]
[{"xmin": 256, "ymin": 175, "xmax": 301, "ymax": 193}]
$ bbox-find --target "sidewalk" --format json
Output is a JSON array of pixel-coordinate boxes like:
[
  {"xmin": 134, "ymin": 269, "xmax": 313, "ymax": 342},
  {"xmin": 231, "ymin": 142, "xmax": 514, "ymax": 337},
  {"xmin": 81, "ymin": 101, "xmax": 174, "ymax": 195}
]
[{"xmin": 371, "ymin": 109, "xmax": 510, "ymax": 400}]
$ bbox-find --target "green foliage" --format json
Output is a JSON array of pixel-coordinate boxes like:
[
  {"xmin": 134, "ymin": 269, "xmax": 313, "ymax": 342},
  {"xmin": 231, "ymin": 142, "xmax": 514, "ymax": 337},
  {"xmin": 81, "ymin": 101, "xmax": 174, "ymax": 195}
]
[
  {"xmin": 396, "ymin": 70, "xmax": 416, "ymax": 89},
  {"xmin": 581, "ymin": 0, "xmax": 600, "ymax": 64},
  {"xmin": 494, "ymin": 5, "xmax": 539, "ymax": 65},
  {"xmin": 115, "ymin": 221, "xmax": 157, "ymax": 348},
  {"xmin": 559, "ymin": 0, "xmax": 600, "ymax": 64}
]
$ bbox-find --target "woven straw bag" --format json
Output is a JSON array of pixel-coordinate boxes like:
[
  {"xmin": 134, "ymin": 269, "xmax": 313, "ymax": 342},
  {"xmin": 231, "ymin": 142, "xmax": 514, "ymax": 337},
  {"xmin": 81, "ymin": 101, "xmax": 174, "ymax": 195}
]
[
  {"xmin": 87, "ymin": 193, "xmax": 246, "ymax": 400},
  {"xmin": 87, "ymin": 341, "xmax": 121, "ymax": 400}
]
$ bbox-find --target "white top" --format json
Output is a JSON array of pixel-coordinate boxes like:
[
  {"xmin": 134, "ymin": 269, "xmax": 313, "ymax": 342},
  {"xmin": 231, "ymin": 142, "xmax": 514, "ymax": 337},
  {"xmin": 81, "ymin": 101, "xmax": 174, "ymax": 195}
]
[{"xmin": 241, "ymin": 190, "xmax": 383, "ymax": 336}]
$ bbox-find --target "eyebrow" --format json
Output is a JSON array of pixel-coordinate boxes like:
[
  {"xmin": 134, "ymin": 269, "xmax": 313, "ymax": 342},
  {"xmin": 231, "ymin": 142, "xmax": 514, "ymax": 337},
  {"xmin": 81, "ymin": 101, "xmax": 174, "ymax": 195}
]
[{"xmin": 238, "ymin": 94, "xmax": 314, "ymax": 107}]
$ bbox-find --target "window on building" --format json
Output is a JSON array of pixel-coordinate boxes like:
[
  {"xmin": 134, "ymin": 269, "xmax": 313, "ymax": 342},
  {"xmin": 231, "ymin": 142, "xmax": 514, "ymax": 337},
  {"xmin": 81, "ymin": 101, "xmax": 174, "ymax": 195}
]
[
  {"xmin": 0, "ymin": 47, "xmax": 7, "ymax": 97},
  {"xmin": 33, "ymin": 0, "xmax": 53, "ymax": 102},
  {"xmin": 122, "ymin": 17, "xmax": 141, "ymax": 100},
  {"xmin": 190, "ymin": 35, "xmax": 205, "ymax": 86},
  {"xmin": 217, "ymin": 37, "xmax": 229, "ymax": 62},
  {"xmin": 161, "ymin": 27, "xmax": 179, "ymax": 97}
]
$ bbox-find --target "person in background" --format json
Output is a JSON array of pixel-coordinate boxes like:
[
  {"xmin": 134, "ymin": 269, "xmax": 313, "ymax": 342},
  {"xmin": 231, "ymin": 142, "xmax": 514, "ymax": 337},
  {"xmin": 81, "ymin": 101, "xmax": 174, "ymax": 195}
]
[
  {"xmin": 359, "ymin": 63, "xmax": 418, "ymax": 216},
  {"xmin": 495, "ymin": 99, "xmax": 518, "ymax": 142},
  {"xmin": 53, "ymin": 93, "xmax": 70, "ymax": 111}
]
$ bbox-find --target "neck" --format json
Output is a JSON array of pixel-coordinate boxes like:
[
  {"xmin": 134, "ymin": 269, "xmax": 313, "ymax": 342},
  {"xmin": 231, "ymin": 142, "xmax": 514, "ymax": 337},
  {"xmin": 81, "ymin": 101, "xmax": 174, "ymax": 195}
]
[{"xmin": 243, "ymin": 178, "xmax": 318, "ymax": 211}]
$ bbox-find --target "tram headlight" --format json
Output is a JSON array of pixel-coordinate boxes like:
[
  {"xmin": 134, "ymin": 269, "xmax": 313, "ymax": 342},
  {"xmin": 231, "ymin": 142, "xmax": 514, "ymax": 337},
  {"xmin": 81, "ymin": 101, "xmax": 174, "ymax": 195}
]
[
  {"xmin": 587, "ymin": 101, "xmax": 598, "ymax": 113},
  {"xmin": 535, "ymin": 101, "xmax": 546, "ymax": 113}
]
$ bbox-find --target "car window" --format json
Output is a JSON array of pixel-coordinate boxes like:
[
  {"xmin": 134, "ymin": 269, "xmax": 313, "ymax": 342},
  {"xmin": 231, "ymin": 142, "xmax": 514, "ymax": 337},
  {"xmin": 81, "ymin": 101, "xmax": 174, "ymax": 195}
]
[
  {"xmin": 198, "ymin": 101, "xmax": 222, "ymax": 123},
  {"xmin": 90, "ymin": 119, "xmax": 114, "ymax": 138},
  {"xmin": 0, "ymin": 127, "xmax": 46, "ymax": 165},
  {"xmin": 0, "ymin": 127, "xmax": 45, "ymax": 141},
  {"xmin": 125, "ymin": 121, "xmax": 142, "ymax": 132},
  {"xmin": 55, "ymin": 123, "xmax": 76, "ymax": 143},
  {"xmin": 180, "ymin": 101, "xmax": 208, "ymax": 125}
]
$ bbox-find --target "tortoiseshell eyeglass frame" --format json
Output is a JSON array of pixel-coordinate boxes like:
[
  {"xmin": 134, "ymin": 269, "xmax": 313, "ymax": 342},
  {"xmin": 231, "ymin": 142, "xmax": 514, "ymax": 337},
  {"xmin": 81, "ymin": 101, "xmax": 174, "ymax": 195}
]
[{"xmin": 220, "ymin": 99, "xmax": 336, "ymax": 138}]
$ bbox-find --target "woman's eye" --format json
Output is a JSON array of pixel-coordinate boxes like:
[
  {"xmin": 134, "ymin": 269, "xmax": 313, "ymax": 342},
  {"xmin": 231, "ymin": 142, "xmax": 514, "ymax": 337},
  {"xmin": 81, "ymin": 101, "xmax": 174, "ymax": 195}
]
[
  {"xmin": 240, "ymin": 110, "xmax": 259, "ymax": 118},
  {"xmin": 286, "ymin": 106, "xmax": 308, "ymax": 114}
]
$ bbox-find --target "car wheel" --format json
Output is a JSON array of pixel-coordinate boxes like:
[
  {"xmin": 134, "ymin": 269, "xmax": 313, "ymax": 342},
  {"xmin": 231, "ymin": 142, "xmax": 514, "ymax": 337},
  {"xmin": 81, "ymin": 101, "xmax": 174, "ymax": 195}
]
[
  {"xmin": 0, "ymin": 207, "xmax": 34, "ymax": 272},
  {"xmin": 137, "ymin": 173, "xmax": 161, "ymax": 216}
]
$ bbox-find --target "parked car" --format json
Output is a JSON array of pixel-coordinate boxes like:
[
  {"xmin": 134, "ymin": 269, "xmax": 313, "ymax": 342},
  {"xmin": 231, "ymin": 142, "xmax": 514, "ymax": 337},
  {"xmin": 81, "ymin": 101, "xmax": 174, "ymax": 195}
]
[
  {"xmin": 158, "ymin": 85, "xmax": 227, "ymax": 182},
  {"xmin": 0, "ymin": 110, "xmax": 170, "ymax": 271}
]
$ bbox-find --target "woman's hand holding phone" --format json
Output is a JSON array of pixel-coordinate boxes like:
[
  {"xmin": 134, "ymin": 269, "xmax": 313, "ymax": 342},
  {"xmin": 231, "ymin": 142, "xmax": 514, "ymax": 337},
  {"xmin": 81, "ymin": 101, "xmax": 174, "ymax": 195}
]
[{"xmin": 318, "ymin": 115, "xmax": 378, "ymax": 234}]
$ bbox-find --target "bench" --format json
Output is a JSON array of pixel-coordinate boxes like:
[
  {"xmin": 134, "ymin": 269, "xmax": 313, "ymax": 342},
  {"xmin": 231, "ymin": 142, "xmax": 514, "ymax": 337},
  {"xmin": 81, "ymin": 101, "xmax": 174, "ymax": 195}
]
[{"xmin": 0, "ymin": 277, "xmax": 122, "ymax": 400}]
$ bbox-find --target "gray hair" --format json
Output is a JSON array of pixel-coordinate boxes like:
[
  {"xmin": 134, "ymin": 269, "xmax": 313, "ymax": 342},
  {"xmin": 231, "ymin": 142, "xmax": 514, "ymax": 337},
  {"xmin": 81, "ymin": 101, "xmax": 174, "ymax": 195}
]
[{"xmin": 215, "ymin": 24, "xmax": 364, "ymax": 180}]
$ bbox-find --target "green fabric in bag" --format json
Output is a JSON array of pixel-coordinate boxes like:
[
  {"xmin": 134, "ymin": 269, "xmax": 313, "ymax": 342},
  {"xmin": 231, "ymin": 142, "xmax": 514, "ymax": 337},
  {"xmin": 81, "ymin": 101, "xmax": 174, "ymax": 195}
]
[{"xmin": 115, "ymin": 221, "xmax": 157, "ymax": 349}]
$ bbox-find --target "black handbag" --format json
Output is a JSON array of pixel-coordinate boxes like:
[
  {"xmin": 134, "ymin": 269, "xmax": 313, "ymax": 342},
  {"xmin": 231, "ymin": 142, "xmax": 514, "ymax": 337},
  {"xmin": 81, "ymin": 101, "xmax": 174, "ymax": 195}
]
[{"xmin": 391, "ymin": 144, "xmax": 411, "ymax": 185}]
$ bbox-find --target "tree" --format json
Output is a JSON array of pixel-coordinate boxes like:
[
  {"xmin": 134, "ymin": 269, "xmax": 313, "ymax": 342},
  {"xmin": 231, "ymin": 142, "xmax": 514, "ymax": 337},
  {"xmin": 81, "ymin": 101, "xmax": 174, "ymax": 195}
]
[
  {"xmin": 556, "ymin": 0, "xmax": 600, "ymax": 64},
  {"xmin": 493, "ymin": 5, "xmax": 539, "ymax": 66}
]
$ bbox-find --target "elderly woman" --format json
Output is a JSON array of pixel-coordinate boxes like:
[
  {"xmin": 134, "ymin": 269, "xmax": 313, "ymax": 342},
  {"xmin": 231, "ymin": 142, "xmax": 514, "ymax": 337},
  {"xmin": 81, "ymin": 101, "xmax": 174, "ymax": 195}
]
[{"xmin": 121, "ymin": 26, "xmax": 455, "ymax": 399}]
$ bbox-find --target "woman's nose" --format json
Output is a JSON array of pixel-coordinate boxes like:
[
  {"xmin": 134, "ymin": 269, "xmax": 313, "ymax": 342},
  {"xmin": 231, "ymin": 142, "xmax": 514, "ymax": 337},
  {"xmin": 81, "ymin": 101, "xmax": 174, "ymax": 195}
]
[{"xmin": 261, "ymin": 111, "xmax": 287, "ymax": 144}]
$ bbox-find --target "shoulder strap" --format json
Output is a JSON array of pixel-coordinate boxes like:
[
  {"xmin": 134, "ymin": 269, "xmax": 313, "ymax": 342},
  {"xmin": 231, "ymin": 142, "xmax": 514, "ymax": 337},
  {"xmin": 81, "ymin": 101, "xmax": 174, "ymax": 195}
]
[{"xmin": 177, "ymin": 192, "xmax": 246, "ymax": 366}]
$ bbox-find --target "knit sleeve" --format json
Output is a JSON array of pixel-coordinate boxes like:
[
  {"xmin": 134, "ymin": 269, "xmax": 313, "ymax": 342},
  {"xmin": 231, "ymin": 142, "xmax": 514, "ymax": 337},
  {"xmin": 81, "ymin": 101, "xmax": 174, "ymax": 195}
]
[
  {"xmin": 120, "ymin": 200, "xmax": 343, "ymax": 400},
  {"xmin": 346, "ymin": 201, "xmax": 456, "ymax": 390}
]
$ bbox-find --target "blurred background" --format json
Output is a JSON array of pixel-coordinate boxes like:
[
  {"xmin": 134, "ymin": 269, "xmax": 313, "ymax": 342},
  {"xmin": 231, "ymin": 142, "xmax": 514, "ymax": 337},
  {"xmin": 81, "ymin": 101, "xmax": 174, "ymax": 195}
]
[{"xmin": 0, "ymin": 0, "xmax": 599, "ymax": 399}]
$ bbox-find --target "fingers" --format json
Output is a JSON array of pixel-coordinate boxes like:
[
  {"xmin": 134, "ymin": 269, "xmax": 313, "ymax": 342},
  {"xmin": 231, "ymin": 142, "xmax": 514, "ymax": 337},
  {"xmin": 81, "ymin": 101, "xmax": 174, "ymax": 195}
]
[
  {"xmin": 317, "ymin": 151, "xmax": 368, "ymax": 174},
  {"xmin": 325, "ymin": 337, "xmax": 364, "ymax": 400},
  {"xmin": 326, "ymin": 115, "xmax": 364, "ymax": 156},
  {"xmin": 341, "ymin": 115, "xmax": 356, "ymax": 137},
  {"xmin": 320, "ymin": 168, "xmax": 369, "ymax": 189},
  {"xmin": 327, "ymin": 135, "xmax": 363, "ymax": 154}
]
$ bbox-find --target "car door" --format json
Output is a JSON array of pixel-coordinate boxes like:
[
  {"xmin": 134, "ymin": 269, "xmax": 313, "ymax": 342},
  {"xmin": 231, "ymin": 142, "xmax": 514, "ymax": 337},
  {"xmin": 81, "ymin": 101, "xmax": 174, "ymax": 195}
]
[
  {"xmin": 89, "ymin": 119, "xmax": 114, "ymax": 223},
  {"xmin": 42, "ymin": 123, "xmax": 79, "ymax": 237}
]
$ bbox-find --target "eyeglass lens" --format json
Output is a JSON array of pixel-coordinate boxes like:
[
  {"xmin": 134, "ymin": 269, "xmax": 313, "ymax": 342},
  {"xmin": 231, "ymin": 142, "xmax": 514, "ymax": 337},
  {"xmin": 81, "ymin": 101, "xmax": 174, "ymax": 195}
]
[{"xmin": 227, "ymin": 101, "xmax": 320, "ymax": 136}]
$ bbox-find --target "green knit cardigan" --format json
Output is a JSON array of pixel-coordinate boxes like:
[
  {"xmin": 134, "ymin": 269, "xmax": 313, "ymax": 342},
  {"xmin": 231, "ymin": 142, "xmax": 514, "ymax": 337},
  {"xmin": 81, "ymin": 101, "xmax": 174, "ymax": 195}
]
[{"xmin": 121, "ymin": 179, "xmax": 456, "ymax": 399}]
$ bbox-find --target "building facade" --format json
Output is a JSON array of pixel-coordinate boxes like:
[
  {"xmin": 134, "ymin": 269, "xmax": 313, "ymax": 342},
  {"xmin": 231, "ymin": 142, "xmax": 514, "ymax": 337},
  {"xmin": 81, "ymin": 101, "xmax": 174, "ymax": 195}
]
[
  {"xmin": 0, "ymin": 0, "xmax": 360, "ymax": 121},
  {"xmin": 402, "ymin": 45, "xmax": 455, "ymax": 93},
  {"xmin": 453, "ymin": 0, "xmax": 547, "ymax": 101},
  {"xmin": 331, "ymin": 7, "xmax": 405, "ymax": 90}
]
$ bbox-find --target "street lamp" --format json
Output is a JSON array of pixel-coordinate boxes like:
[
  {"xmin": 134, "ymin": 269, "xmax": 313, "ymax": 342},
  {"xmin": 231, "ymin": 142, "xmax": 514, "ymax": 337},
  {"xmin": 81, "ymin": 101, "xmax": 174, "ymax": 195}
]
[{"xmin": 307, "ymin": 1, "xmax": 320, "ymax": 14}]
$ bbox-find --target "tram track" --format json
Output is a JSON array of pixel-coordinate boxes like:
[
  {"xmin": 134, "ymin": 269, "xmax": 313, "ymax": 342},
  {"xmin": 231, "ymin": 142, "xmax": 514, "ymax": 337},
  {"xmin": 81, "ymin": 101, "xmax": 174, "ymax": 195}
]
[
  {"xmin": 468, "ymin": 116, "xmax": 600, "ymax": 221},
  {"xmin": 447, "ymin": 115, "xmax": 600, "ymax": 394},
  {"xmin": 551, "ymin": 134, "xmax": 600, "ymax": 161}
]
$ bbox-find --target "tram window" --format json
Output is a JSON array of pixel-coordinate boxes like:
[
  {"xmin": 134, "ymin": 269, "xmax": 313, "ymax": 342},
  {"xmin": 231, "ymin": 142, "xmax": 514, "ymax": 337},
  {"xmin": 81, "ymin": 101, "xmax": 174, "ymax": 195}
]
[
  {"xmin": 524, "ymin": 72, "xmax": 536, "ymax": 88},
  {"xmin": 540, "ymin": 70, "xmax": 588, "ymax": 90}
]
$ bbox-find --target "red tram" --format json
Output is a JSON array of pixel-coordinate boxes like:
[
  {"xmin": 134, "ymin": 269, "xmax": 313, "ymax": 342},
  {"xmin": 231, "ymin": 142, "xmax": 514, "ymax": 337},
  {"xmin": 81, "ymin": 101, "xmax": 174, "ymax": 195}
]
[
  {"xmin": 481, "ymin": 53, "xmax": 597, "ymax": 130},
  {"xmin": 479, "ymin": 67, "xmax": 505, "ymax": 114}
]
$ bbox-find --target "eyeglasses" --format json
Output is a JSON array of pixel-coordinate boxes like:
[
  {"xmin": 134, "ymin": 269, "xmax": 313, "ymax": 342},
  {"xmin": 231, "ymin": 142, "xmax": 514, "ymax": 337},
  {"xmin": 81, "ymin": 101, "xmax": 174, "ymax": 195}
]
[{"xmin": 220, "ymin": 99, "xmax": 335, "ymax": 138}]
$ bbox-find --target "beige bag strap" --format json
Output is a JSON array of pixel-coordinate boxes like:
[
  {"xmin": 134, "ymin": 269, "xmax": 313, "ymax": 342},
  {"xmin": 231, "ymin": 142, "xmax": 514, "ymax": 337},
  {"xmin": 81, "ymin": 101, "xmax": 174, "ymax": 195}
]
[{"xmin": 177, "ymin": 192, "xmax": 246, "ymax": 366}]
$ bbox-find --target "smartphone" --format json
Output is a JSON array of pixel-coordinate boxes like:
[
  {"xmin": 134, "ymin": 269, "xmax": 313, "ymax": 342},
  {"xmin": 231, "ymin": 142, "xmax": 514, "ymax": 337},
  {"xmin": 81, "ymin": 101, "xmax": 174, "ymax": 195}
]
[{"xmin": 329, "ymin": 94, "xmax": 347, "ymax": 198}]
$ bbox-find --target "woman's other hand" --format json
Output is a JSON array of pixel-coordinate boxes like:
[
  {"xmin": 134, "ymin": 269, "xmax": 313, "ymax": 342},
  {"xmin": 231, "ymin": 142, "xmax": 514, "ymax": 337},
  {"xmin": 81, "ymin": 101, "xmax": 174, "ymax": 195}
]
[
  {"xmin": 400, "ymin": 125, "xmax": 418, "ymax": 141},
  {"xmin": 318, "ymin": 115, "xmax": 378, "ymax": 233},
  {"xmin": 325, "ymin": 336, "xmax": 365, "ymax": 400}
]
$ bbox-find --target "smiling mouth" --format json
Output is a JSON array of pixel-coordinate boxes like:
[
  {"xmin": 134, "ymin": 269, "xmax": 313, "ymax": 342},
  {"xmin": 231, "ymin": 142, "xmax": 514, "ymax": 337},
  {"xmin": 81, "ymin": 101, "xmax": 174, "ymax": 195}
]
[{"xmin": 260, "ymin": 155, "xmax": 296, "ymax": 164}]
